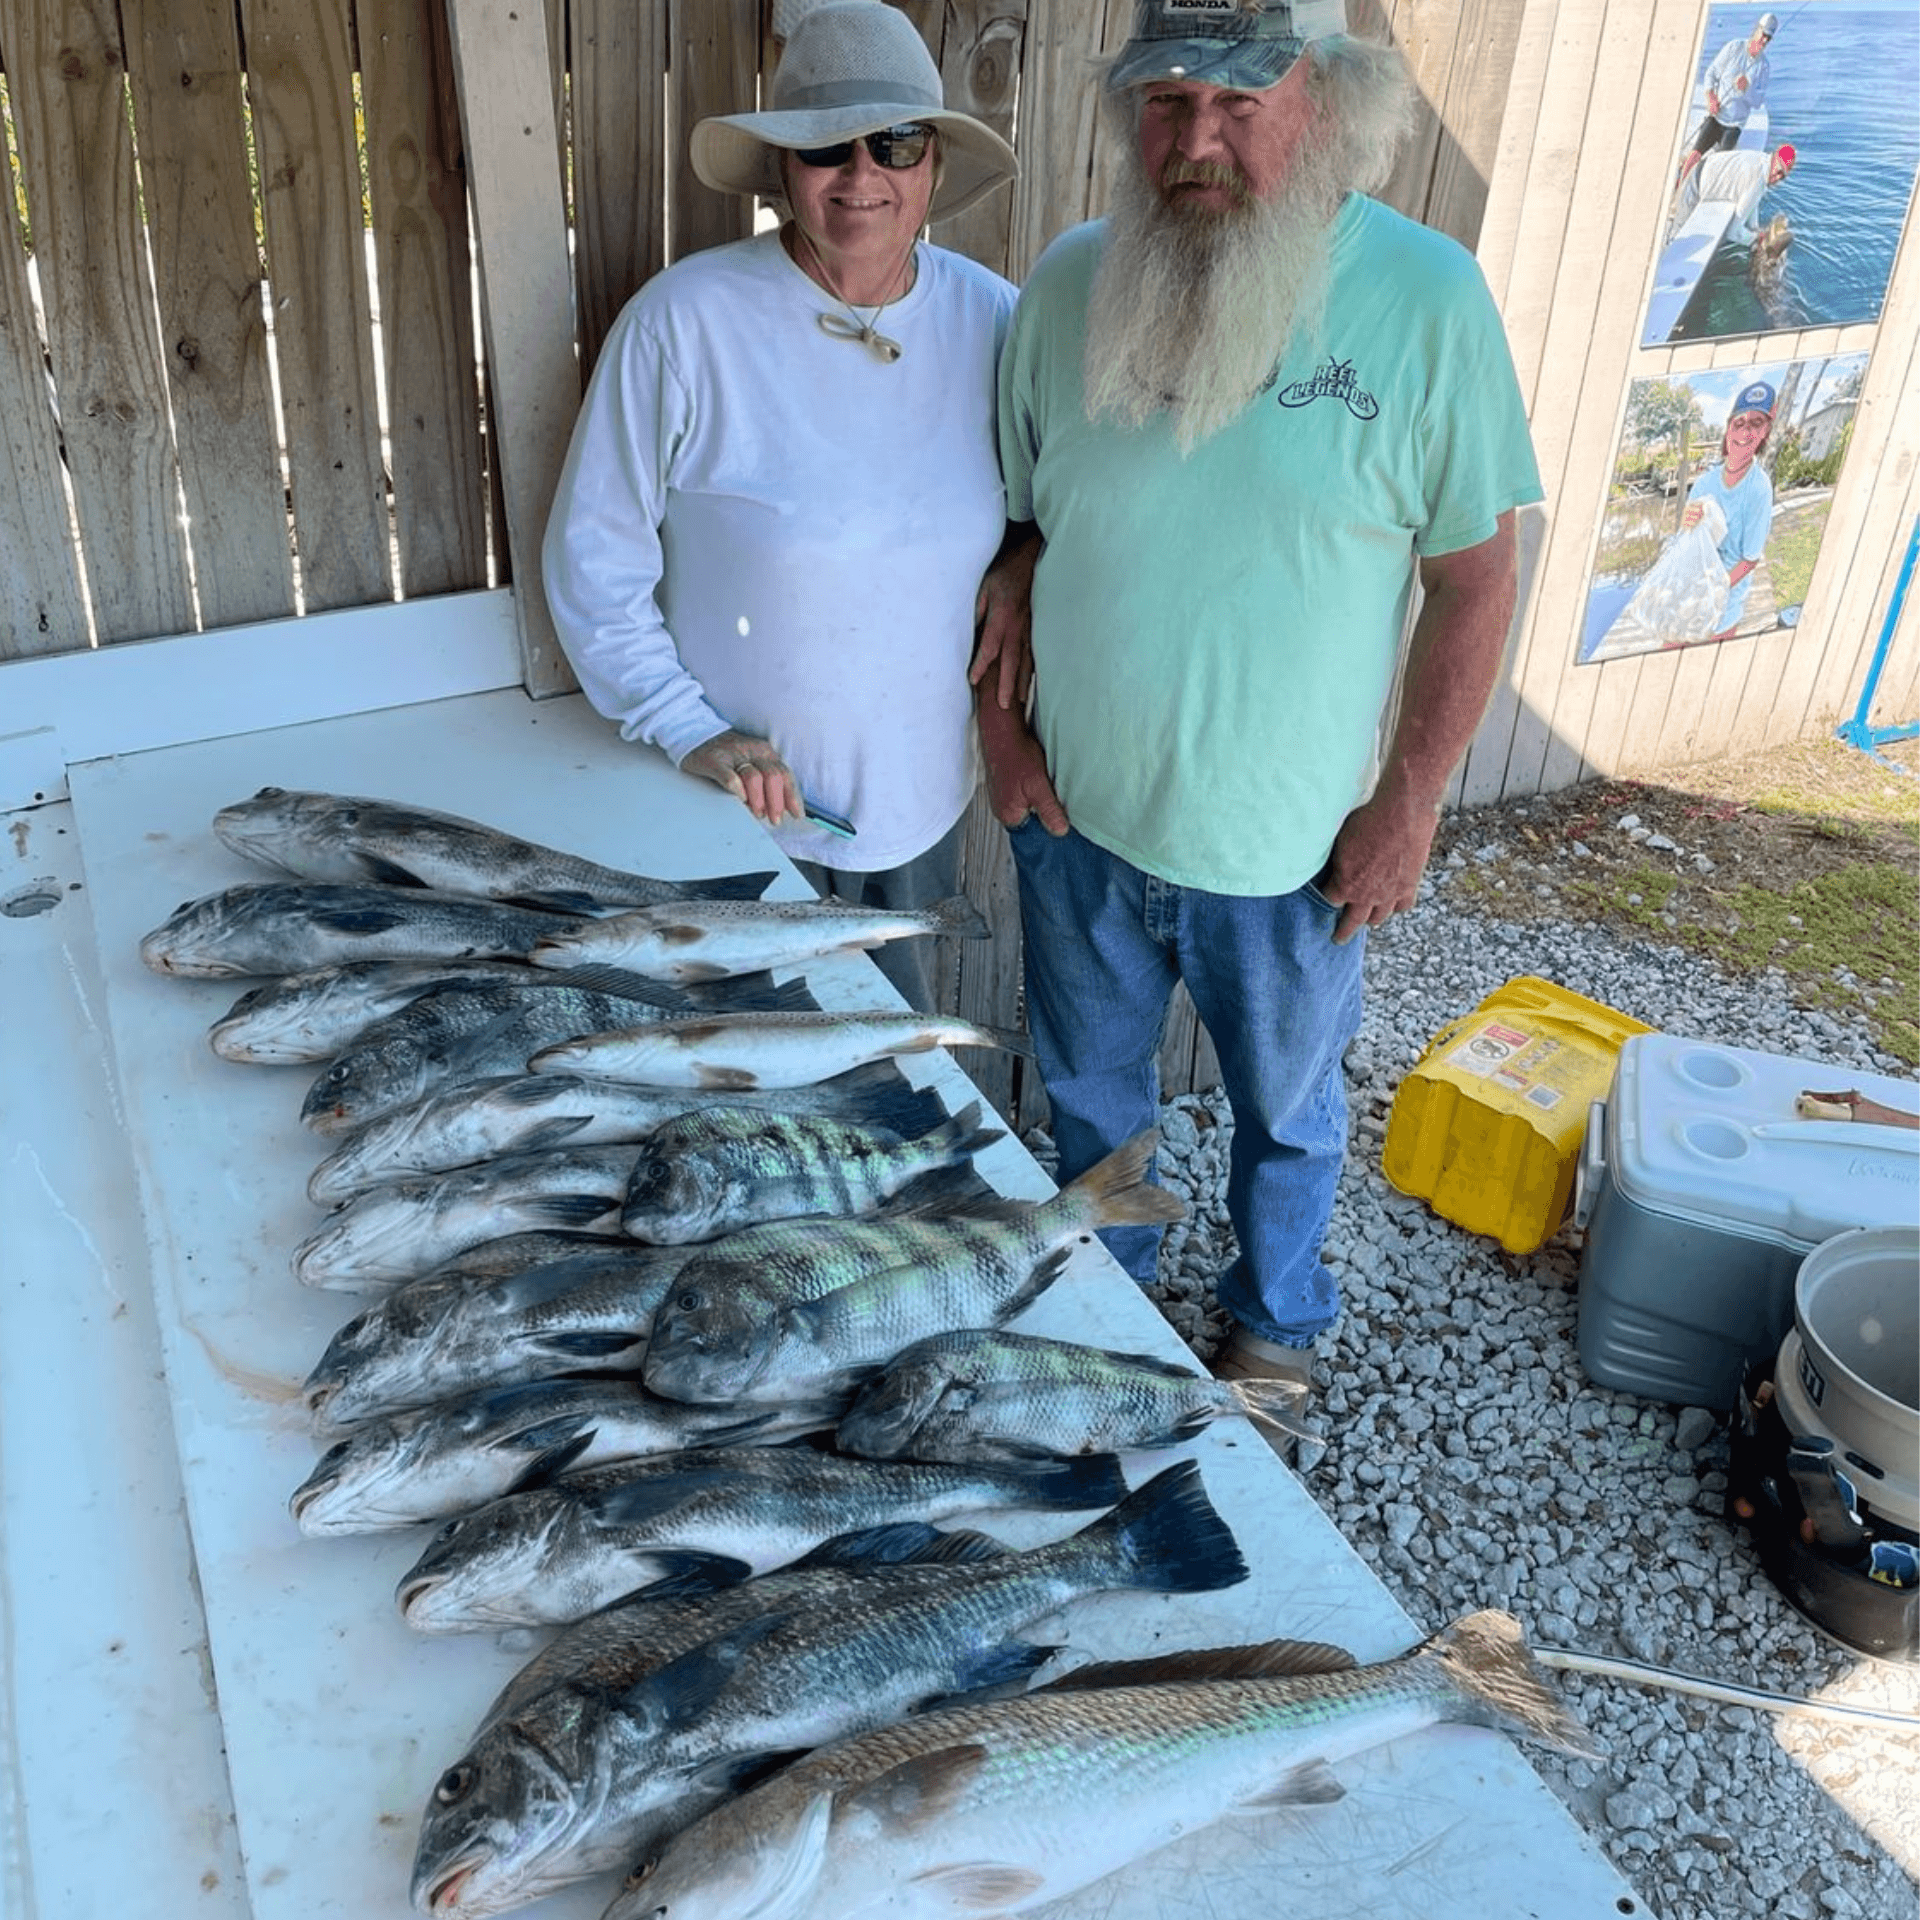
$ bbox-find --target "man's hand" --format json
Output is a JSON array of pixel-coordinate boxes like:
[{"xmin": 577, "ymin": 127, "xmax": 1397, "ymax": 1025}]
[
  {"xmin": 1317, "ymin": 782, "xmax": 1442, "ymax": 944},
  {"xmin": 976, "ymin": 691, "xmax": 1068, "ymax": 835},
  {"xmin": 680, "ymin": 729, "xmax": 805, "ymax": 826},
  {"xmin": 969, "ymin": 524, "xmax": 1041, "ymax": 712}
]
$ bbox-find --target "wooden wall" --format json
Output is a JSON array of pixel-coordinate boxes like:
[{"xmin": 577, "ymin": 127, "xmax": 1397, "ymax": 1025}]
[
  {"xmin": 4, "ymin": 1, "xmax": 1915, "ymax": 1122},
  {"xmin": 1459, "ymin": 0, "xmax": 1920, "ymax": 803}
]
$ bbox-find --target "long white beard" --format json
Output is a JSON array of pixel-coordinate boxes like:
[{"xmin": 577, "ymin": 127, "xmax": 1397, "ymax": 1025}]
[{"xmin": 1083, "ymin": 44, "xmax": 1415, "ymax": 455}]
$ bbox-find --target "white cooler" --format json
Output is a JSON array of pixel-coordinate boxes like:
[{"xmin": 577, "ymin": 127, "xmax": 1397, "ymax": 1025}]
[{"xmin": 1573, "ymin": 1035, "xmax": 1920, "ymax": 1409}]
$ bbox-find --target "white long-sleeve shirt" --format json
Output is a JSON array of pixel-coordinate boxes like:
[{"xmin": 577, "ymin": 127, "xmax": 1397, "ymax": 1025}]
[{"xmin": 544, "ymin": 232, "xmax": 1015, "ymax": 871}]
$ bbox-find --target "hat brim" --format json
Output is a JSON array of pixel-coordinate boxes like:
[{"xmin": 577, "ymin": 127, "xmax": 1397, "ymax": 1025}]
[
  {"xmin": 691, "ymin": 106, "xmax": 1017, "ymax": 222},
  {"xmin": 1105, "ymin": 35, "xmax": 1306, "ymax": 93}
]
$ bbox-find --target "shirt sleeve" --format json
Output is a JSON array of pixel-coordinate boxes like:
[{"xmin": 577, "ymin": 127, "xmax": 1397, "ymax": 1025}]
[
  {"xmin": 540, "ymin": 297, "xmax": 730, "ymax": 764},
  {"xmin": 1415, "ymin": 252, "xmax": 1544, "ymax": 557}
]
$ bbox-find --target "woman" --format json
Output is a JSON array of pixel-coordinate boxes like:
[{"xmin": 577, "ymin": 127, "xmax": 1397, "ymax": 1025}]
[
  {"xmin": 1680, "ymin": 379, "xmax": 1777, "ymax": 641},
  {"xmin": 542, "ymin": 0, "xmax": 1017, "ymax": 1008}
]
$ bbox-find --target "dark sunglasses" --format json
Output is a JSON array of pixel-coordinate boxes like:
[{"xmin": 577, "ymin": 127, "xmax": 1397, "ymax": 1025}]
[{"xmin": 791, "ymin": 124, "xmax": 934, "ymax": 171}]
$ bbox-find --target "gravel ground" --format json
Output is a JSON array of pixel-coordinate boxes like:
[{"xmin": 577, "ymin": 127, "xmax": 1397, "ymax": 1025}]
[{"xmin": 1028, "ymin": 873, "xmax": 1920, "ymax": 1920}]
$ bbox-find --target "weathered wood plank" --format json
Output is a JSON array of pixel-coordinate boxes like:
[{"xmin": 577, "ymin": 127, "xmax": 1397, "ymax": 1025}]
[
  {"xmin": 122, "ymin": 0, "xmax": 295, "ymax": 631},
  {"xmin": 241, "ymin": 0, "xmax": 391, "ymax": 612},
  {"xmin": 666, "ymin": 0, "xmax": 758, "ymax": 265},
  {"xmin": 1005, "ymin": 0, "xmax": 1132, "ymax": 281},
  {"xmin": 359, "ymin": 0, "xmax": 490, "ymax": 601},
  {"xmin": 571, "ymin": 0, "xmax": 668, "ymax": 375},
  {"xmin": 1417, "ymin": 0, "xmax": 1530, "ymax": 250},
  {"xmin": 444, "ymin": 0, "xmax": 579, "ymax": 693},
  {"xmin": 952, "ymin": 786, "xmax": 1026, "ymax": 1122},
  {"xmin": 915, "ymin": 0, "xmax": 1026, "ymax": 275},
  {"xmin": 0, "ymin": 65, "xmax": 88, "ymax": 659},
  {"xmin": 6, "ymin": 0, "xmax": 193, "ymax": 644}
]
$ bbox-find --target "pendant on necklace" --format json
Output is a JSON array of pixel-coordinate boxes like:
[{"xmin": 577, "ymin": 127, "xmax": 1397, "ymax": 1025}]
[{"xmin": 818, "ymin": 311, "xmax": 903, "ymax": 363}]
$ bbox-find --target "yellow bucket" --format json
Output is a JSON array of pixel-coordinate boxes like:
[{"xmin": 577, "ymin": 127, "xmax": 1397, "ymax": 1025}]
[{"xmin": 1382, "ymin": 976, "xmax": 1653, "ymax": 1254}]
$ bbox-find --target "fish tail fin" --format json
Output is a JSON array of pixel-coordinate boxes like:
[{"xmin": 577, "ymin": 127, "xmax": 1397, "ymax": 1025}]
[
  {"xmin": 1007, "ymin": 1451, "xmax": 1130, "ymax": 1512},
  {"xmin": 922, "ymin": 1098, "xmax": 1007, "ymax": 1161},
  {"xmin": 926, "ymin": 895, "xmax": 993, "ymax": 940},
  {"xmin": 1052, "ymin": 1130, "xmax": 1185, "ymax": 1231},
  {"xmin": 688, "ymin": 869, "xmax": 781, "ymax": 901},
  {"xmin": 1081, "ymin": 1459, "xmax": 1248, "ymax": 1596},
  {"xmin": 1429, "ymin": 1611, "xmax": 1602, "ymax": 1759},
  {"xmin": 952, "ymin": 1023, "xmax": 1034, "ymax": 1059},
  {"xmin": 1232, "ymin": 1377, "xmax": 1320, "ymax": 1446}
]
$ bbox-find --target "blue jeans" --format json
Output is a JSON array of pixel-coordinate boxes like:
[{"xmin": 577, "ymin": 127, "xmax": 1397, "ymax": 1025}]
[{"xmin": 1010, "ymin": 821, "xmax": 1364, "ymax": 1345}]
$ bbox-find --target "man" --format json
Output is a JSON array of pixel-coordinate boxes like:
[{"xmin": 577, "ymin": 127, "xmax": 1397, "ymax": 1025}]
[
  {"xmin": 1671, "ymin": 141, "xmax": 1796, "ymax": 241},
  {"xmin": 1677, "ymin": 13, "xmax": 1778, "ymax": 195},
  {"xmin": 971, "ymin": 0, "xmax": 1541, "ymax": 1394}
]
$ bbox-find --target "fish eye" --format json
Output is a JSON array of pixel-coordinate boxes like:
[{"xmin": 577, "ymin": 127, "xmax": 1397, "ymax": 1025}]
[
  {"xmin": 434, "ymin": 1761, "xmax": 477, "ymax": 1805},
  {"xmin": 629, "ymin": 1156, "xmax": 671, "ymax": 1196},
  {"xmin": 429, "ymin": 1516, "xmax": 466, "ymax": 1546},
  {"xmin": 674, "ymin": 1288, "xmax": 705, "ymax": 1313}
]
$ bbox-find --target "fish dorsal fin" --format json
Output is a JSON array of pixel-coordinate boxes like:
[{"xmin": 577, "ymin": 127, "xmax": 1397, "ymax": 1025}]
[
  {"xmin": 845, "ymin": 1743, "xmax": 993, "ymax": 1835},
  {"xmin": 1244, "ymin": 1757, "xmax": 1347, "ymax": 1810},
  {"xmin": 790, "ymin": 1522, "xmax": 1006, "ymax": 1570},
  {"xmin": 586, "ymin": 1464, "xmax": 743, "ymax": 1530},
  {"xmin": 1040, "ymin": 1638, "xmax": 1359, "ymax": 1691}
]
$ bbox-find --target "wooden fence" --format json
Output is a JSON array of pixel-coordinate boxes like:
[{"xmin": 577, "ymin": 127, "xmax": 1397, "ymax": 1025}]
[{"xmin": 3, "ymin": 1, "xmax": 1915, "ymax": 1124}]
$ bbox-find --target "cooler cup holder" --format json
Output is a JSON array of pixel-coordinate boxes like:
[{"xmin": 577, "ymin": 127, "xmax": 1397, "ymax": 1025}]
[
  {"xmin": 1682, "ymin": 1117, "xmax": 1750, "ymax": 1161},
  {"xmin": 1676, "ymin": 1047, "xmax": 1747, "ymax": 1091}
]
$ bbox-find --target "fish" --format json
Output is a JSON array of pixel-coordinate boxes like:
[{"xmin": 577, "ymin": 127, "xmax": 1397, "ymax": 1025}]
[
  {"xmin": 288, "ymin": 1379, "xmax": 821, "ymax": 1536},
  {"xmin": 409, "ymin": 1461, "xmax": 1244, "ymax": 1917},
  {"xmin": 208, "ymin": 957, "xmax": 547, "ymax": 1064},
  {"xmin": 618, "ymin": 1100, "xmax": 1004, "ymax": 1245},
  {"xmin": 209, "ymin": 787, "xmax": 776, "ymax": 911},
  {"xmin": 394, "ymin": 1445, "xmax": 1131, "ymax": 1633},
  {"xmin": 305, "ymin": 1060, "xmax": 947, "ymax": 1205},
  {"xmin": 528, "ymin": 1008, "xmax": 1033, "ymax": 1091},
  {"xmin": 299, "ymin": 973, "xmax": 815, "ymax": 1135},
  {"xmin": 408, "ymin": 1525, "xmax": 1010, "ymax": 1919},
  {"xmin": 291, "ymin": 1144, "xmax": 664, "ymax": 1289},
  {"xmin": 606, "ymin": 1609, "xmax": 1598, "ymax": 1920},
  {"xmin": 525, "ymin": 894, "xmax": 991, "ymax": 983},
  {"xmin": 303, "ymin": 1245, "xmax": 692, "ymax": 1435},
  {"xmin": 642, "ymin": 1131, "xmax": 1182, "ymax": 1409},
  {"xmin": 137, "ymin": 882, "xmax": 595, "ymax": 978},
  {"xmin": 835, "ymin": 1327, "xmax": 1315, "ymax": 1463}
]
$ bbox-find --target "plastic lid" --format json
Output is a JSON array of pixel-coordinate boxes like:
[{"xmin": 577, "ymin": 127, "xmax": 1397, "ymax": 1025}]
[{"xmin": 1607, "ymin": 1034, "xmax": 1920, "ymax": 1247}]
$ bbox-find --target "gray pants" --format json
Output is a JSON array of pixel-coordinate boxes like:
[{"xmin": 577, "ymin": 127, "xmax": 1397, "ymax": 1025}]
[{"xmin": 792, "ymin": 815, "xmax": 967, "ymax": 1012}]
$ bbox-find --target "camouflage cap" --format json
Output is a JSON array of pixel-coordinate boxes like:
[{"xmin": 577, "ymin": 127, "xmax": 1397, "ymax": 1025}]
[{"xmin": 1107, "ymin": 0, "xmax": 1349, "ymax": 92}]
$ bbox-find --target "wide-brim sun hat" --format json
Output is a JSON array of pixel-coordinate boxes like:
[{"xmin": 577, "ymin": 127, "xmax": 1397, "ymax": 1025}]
[
  {"xmin": 1107, "ymin": 0, "xmax": 1351, "ymax": 93},
  {"xmin": 691, "ymin": 0, "xmax": 1017, "ymax": 222}
]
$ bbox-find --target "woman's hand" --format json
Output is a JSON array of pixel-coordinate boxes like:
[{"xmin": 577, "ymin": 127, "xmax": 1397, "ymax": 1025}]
[
  {"xmin": 969, "ymin": 525, "xmax": 1041, "ymax": 712},
  {"xmin": 681, "ymin": 730, "xmax": 805, "ymax": 825}
]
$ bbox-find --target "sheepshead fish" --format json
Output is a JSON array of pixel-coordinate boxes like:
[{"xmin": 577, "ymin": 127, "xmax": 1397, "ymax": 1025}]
[
  {"xmin": 210, "ymin": 787, "xmax": 775, "ymax": 911},
  {"xmin": 299, "ymin": 972, "xmax": 814, "ymax": 1135},
  {"xmin": 138, "ymin": 882, "xmax": 593, "ymax": 978},
  {"xmin": 607, "ymin": 1610, "xmax": 1598, "ymax": 1920},
  {"xmin": 619, "ymin": 1100, "xmax": 1003, "ymax": 1245},
  {"xmin": 288, "ymin": 1378, "xmax": 818, "ymax": 1536},
  {"xmin": 292, "ymin": 1143, "xmax": 661, "ymax": 1289},
  {"xmin": 395, "ymin": 1446, "xmax": 1130, "ymax": 1633},
  {"xmin": 304, "ymin": 1245, "xmax": 689, "ymax": 1434},
  {"xmin": 529, "ymin": 1008, "xmax": 1032, "ymax": 1090},
  {"xmin": 836, "ymin": 1327, "xmax": 1314, "ymax": 1463},
  {"xmin": 409, "ymin": 1462, "xmax": 1244, "ymax": 1918},
  {"xmin": 526, "ymin": 894, "xmax": 990, "ymax": 983},
  {"xmin": 305, "ymin": 1059, "xmax": 945, "ymax": 1205},
  {"xmin": 208, "ymin": 957, "xmax": 543, "ymax": 1064},
  {"xmin": 642, "ymin": 1131, "xmax": 1181, "ymax": 1409}
]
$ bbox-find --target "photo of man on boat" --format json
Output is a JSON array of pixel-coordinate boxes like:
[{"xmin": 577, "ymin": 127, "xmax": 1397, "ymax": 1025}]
[
  {"xmin": 1641, "ymin": 0, "xmax": 1917, "ymax": 346},
  {"xmin": 1579, "ymin": 354, "xmax": 1868, "ymax": 664}
]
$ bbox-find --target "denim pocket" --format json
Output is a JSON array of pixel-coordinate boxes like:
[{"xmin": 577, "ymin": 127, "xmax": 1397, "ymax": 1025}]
[{"xmin": 1299, "ymin": 873, "xmax": 1342, "ymax": 918}]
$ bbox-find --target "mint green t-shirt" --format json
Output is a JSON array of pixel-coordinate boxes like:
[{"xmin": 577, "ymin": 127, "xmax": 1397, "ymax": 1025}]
[{"xmin": 999, "ymin": 195, "xmax": 1543, "ymax": 897}]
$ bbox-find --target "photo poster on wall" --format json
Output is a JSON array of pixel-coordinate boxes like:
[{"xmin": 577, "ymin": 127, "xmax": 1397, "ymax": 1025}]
[
  {"xmin": 1579, "ymin": 352, "xmax": 1870, "ymax": 666},
  {"xmin": 1641, "ymin": 0, "xmax": 1920, "ymax": 348}
]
